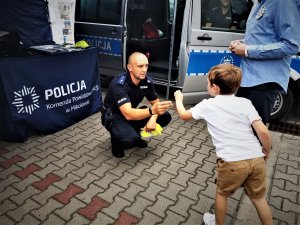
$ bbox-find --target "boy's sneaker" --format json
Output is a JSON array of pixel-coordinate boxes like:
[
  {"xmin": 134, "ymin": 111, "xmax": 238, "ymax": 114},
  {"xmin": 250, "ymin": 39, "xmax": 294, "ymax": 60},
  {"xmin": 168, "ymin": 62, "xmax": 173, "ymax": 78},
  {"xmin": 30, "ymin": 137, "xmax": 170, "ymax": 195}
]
[{"xmin": 203, "ymin": 213, "xmax": 215, "ymax": 225}]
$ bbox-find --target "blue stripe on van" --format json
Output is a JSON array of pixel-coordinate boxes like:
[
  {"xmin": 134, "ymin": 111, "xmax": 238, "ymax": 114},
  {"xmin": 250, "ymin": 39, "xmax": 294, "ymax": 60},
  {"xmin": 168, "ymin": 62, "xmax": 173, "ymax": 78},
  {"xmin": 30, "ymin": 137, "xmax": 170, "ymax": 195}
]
[
  {"xmin": 187, "ymin": 50, "xmax": 241, "ymax": 76},
  {"xmin": 187, "ymin": 50, "xmax": 300, "ymax": 77},
  {"xmin": 291, "ymin": 56, "xmax": 300, "ymax": 74},
  {"xmin": 75, "ymin": 34, "xmax": 122, "ymax": 56}
]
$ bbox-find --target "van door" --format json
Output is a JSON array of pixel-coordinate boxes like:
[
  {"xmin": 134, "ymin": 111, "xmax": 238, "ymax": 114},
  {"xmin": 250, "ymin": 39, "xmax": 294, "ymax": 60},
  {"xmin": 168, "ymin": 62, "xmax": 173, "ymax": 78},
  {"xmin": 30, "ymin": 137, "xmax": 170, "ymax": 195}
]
[
  {"xmin": 182, "ymin": 0, "xmax": 252, "ymax": 104},
  {"xmin": 75, "ymin": 0, "xmax": 126, "ymax": 86}
]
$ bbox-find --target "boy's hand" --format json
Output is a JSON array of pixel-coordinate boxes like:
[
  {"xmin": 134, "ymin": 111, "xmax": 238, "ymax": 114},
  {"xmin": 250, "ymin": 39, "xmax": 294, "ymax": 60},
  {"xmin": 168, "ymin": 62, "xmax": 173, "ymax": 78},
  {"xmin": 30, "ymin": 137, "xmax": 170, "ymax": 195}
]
[
  {"xmin": 174, "ymin": 90, "xmax": 183, "ymax": 101},
  {"xmin": 262, "ymin": 147, "xmax": 271, "ymax": 161}
]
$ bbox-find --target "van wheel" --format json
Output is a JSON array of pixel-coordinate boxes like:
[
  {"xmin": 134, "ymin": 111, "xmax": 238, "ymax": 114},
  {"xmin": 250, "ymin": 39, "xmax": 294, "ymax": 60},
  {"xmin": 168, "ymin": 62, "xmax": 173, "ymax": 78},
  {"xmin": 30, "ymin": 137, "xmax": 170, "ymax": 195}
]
[
  {"xmin": 100, "ymin": 75, "xmax": 112, "ymax": 88},
  {"xmin": 270, "ymin": 89, "xmax": 293, "ymax": 121}
]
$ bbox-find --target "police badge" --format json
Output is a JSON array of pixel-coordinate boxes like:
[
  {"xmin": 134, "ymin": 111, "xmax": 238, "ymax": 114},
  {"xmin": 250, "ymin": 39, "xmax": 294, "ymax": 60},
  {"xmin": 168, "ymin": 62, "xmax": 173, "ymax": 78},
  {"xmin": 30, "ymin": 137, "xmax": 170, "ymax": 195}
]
[{"xmin": 256, "ymin": 6, "xmax": 266, "ymax": 20}]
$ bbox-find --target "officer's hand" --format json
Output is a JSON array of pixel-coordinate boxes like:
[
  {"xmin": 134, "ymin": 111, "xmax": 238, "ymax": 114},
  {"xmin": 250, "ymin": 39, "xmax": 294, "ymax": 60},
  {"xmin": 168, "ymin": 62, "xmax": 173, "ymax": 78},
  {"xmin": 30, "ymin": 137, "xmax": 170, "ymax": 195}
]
[
  {"xmin": 152, "ymin": 101, "xmax": 173, "ymax": 115},
  {"xmin": 144, "ymin": 117, "xmax": 156, "ymax": 132}
]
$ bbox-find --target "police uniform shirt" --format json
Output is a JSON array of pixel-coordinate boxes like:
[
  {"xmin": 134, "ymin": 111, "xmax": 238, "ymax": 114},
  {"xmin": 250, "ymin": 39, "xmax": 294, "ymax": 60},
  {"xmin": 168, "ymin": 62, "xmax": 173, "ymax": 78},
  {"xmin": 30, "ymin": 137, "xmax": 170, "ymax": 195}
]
[{"xmin": 104, "ymin": 72, "xmax": 158, "ymax": 114}]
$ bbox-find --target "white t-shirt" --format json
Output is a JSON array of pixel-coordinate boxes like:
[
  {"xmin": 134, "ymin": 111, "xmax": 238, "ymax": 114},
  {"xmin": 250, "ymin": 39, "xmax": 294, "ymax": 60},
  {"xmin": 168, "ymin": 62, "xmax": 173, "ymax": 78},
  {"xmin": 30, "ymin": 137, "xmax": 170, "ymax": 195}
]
[{"xmin": 189, "ymin": 95, "xmax": 265, "ymax": 162}]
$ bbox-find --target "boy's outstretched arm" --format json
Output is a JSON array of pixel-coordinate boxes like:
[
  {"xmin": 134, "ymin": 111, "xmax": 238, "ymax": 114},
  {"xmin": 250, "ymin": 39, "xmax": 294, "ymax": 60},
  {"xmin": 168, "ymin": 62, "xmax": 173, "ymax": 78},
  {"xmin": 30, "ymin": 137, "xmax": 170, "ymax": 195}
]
[
  {"xmin": 252, "ymin": 120, "xmax": 272, "ymax": 160},
  {"xmin": 174, "ymin": 90, "xmax": 193, "ymax": 121}
]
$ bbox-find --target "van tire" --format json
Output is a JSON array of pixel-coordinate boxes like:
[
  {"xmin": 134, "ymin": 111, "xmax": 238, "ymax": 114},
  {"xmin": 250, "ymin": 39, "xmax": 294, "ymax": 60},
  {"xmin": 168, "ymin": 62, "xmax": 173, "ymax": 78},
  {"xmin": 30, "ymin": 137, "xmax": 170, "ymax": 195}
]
[{"xmin": 270, "ymin": 88, "xmax": 293, "ymax": 121}]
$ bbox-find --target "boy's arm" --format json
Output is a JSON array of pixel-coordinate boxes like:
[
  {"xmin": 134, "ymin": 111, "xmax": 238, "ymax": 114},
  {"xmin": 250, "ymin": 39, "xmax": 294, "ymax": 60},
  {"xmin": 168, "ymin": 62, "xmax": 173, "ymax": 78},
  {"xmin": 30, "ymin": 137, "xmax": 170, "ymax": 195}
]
[
  {"xmin": 174, "ymin": 90, "xmax": 193, "ymax": 121},
  {"xmin": 252, "ymin": 120, "xmax": 272, "ymax": 160}
]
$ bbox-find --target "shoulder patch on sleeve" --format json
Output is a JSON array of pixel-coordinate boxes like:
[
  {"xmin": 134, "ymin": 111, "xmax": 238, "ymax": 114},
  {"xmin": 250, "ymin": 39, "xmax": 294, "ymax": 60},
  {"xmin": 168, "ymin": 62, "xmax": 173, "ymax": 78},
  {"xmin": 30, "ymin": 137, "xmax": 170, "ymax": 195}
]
[
  {"xmin": 146, "ymin": 74, "xmax": 154, "ymax": 83},
  {"xmin": 117, "ymin": 75, "xmax": 126, "ymax": 85}
]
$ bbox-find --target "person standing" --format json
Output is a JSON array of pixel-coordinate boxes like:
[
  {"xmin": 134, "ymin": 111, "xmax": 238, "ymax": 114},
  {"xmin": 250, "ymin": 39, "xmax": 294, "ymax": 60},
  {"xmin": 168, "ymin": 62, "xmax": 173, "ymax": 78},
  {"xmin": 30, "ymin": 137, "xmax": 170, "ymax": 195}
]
[
  {"xmin": 174, "ymin": 64, "xmax": 273, "ymax": 225},
  {"xmin": 229, "ymin": 0, "xmax": 300, "ymax": 124},
  {"xmin": 101, "ymin": 52, "xmax": 172, "ymax": 158}
]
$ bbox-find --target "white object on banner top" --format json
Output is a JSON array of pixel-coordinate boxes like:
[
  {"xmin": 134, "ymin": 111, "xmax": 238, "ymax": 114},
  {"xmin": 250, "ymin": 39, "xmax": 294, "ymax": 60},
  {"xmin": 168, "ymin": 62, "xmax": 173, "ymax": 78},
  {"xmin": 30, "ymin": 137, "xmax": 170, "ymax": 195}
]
[{"xmin": 48, "ymin": 0, "xmax": 76, "ymax": 45}]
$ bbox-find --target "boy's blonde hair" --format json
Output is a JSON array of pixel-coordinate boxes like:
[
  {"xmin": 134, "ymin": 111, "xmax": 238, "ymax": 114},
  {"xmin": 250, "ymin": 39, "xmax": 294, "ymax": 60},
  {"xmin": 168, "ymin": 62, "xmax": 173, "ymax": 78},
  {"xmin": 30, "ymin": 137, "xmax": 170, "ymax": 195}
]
[{"xmin": 208, "ymin": 63, "xmax": 242, "ymax": 94}]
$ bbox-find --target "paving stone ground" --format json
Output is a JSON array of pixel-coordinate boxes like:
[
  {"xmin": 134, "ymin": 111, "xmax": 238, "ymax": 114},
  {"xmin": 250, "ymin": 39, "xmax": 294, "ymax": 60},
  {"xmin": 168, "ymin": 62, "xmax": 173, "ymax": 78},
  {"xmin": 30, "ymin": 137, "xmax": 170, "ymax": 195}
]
[{"xmin": 0, "ymin": 107, "xmax": 299, "ymax": 225}]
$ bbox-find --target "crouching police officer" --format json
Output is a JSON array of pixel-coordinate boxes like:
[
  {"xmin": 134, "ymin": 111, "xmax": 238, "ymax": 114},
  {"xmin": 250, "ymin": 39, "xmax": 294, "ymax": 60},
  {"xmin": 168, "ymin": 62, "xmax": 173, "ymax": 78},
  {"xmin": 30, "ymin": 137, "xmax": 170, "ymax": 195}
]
[{"xmin": 101, "ymin": 52, "xmax": 173, "ymax": 158}]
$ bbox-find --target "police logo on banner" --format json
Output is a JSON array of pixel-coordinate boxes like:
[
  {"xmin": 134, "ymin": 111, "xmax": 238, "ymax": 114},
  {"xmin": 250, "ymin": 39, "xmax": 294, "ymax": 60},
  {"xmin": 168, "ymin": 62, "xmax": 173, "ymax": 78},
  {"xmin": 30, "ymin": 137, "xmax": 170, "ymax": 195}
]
[{"xmin": 12, "ymin": 86, "xmax": 40, "ymax": 115}]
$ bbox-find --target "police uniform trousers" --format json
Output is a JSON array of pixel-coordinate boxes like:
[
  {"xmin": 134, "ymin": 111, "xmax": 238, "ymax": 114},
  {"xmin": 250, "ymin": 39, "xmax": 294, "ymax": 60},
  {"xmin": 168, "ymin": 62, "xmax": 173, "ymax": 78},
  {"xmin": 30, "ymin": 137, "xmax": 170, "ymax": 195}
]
[{"xmin": 107, "ymin": 111, "xmax": 171, "ymax": 151}]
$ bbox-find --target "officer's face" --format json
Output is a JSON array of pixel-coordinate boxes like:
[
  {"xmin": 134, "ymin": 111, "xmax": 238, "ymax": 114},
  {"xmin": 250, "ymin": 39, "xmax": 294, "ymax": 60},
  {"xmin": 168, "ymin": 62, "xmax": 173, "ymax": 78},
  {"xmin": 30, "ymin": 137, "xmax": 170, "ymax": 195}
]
[{"xmin": 128, "ymin": 54, "xmax": 149, "ymax": 82}]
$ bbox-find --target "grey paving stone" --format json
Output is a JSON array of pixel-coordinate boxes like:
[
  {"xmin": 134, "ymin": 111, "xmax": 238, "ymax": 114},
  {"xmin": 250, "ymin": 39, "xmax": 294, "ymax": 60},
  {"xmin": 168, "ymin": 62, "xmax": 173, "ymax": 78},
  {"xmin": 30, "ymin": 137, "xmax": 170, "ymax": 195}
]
[
  {"xmin": 65, "ymin": 214, "xmax": 90, "ymax": 225},
  {"xmin": 17, "ymin": 214, "xmax": 40, "ymax": 225},
  {"xmin": 0, "ymin": 215, "xmax": 15, "ymax": 225},
  {"xmin": 0, "ymin": 199, "xmax": 18, "ymax": 215},
  {"xmin": 42, "ymin": 214, "xmax": 66, "ymax": 225},
  {"xmin": 139, "ymin": 182, "xmax": 165, "ymax": 202},
  {"xmin": 151, "ymin": 171, "xmax": 176, "ymax": 188},
  {"xmin": 133, "ymin": 171, "xmax": 157, "ymax": 188},
  {"xmin": 98, "ymin": 183, "xmax": 125, "ymax": 203},
  {"xmin": 147, "ymin": 195, "xmax": 174, "ymax": 218},
  {"xmin": 125, "ymin": 196, "xmax": 153, "ymax": 218},
  {"xmin": 32, "ymin": 185, "xmax": 62, "ymax": 205},
  {"xmin": 113, "ymin": 172, "xmax": 138, "ymax": 188},
  {"xmin": 102, "ymin": 196, "xmax": 132, "ymax": 219},
  {"xmin": 73, "ymin": 172, "xmax": 100, "ymax": 189},
  {"xmin": 137, "ymin": 210, "xmax": 163, "ymax": 225},
  {"xmin": 158, "ymin": 210, "xmax": 186, "ymax": 225},
  {"xmin": 160, "ymin": 182, "xmax": 185, "ymax": 201},
  {"xmin": 0, "ymin": 164, "xmax": 22, "ymax": 180},
  {"xmin": 12, "ymin": 174, "xmax": 40, "ymax": 192},
  {"xmin": 53, "ymin": 163, "xmax": 79, "ymax": 178},
  {"xmin": 31, "ymin": 198, "xmax": 63, "ymax": 221},
  {"xmin": 170, "ymin": 195, "xmax": 196, "ymax": 217},
  {"xmin": 181, "ymin": 181, "xmax": 205, "ymax": 200},
  {"xmin": 145, "ymin": 161, "xmax": 168, "ymax": 176},
  {"xmin": 54, "ymin": 198, "xmax": 86, "ymax": 221},
  {"xmin": 54, "ymin": 173, "xmax": 81, "ymax": 190},
  {"xmin": 94, "ymin": 172, "xmax": 119, "ymax": 189},
  {"xmin": 7, "ymin": 199, "xmax": 40, "ymax": 222},
  {"xmin": 10, "ymin": 185, "xmax": 40, "ymax": 206},
  {"xmin": 34, "ymin": 164, "xmax": 60, "ymax": 179},
  {"xmin": 171, "ymin": 170, "xmax": 194, "ymax": 187},
  {"xmin": 89, "ymin": 211, "xmax": 115, "ymax": 225}
]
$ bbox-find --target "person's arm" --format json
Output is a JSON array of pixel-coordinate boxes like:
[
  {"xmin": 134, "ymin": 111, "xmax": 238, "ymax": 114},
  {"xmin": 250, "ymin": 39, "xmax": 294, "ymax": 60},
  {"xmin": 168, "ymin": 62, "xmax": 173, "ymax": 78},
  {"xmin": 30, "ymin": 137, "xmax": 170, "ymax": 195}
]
[
  {"xmin": 174, "ymin": 90, "xmax": 192, "ymax": 121},
  {"xmin": 119, "ymin": 100, "xmax": 172, "ymax": 121},
  {"xmin": 231, "ymin": 1, "xmax": 300, "ymax": 59},
  {"xmin": 252, "ymin": 119, "xmax": 272, "ymax": 160}
]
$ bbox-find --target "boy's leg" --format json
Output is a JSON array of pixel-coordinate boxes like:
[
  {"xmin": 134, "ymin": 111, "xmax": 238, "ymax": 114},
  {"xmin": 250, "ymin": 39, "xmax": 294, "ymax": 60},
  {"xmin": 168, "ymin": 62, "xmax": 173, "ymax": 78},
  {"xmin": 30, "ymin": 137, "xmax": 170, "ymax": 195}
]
[
  {"xmin": 250, "ymin": 197, "xmax": 273, "ymax": 225},
  {"xmin": 215, "ymin": 191, "xmax": 228, "ymax": 225}
]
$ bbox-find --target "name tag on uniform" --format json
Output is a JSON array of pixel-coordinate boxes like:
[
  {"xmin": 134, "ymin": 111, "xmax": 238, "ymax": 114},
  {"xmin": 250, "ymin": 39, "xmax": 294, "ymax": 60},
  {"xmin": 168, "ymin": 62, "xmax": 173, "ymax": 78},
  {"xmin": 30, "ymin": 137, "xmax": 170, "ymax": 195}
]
[{"xmin": 140, "ymin": 86, "xmax": 148, "ymax": 89}]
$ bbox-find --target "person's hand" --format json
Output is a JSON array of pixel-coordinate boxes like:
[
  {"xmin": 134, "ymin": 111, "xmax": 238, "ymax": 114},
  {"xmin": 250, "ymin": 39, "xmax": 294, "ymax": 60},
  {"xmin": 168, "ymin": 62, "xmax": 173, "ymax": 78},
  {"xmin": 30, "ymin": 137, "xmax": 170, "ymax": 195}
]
[
  {"xmin": 229, "ymin": 40, "xmax": 246, "ymax": 56},
  {"xmin": 152, "ymin": 101, "xmax": 173, "ymax": 115},
  {"xmin": 174, "ymin": 90, "xmax": 183, "ymax": 101},
  {"xmin": 262, "ymin": 147, "xmax": 271, "ymax": 161},
  {"xmin": 143, "ymin": 117, "xmax": 156, "ymax": 132}
]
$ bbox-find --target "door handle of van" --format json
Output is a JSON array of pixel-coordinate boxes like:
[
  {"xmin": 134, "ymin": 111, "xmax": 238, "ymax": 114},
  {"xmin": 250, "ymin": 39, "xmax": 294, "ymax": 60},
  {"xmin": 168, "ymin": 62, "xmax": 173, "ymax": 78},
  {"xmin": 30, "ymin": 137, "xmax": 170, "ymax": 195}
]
[{"xmin": 197, "ymin": 36, "xmax": 212, "ymax": 41}]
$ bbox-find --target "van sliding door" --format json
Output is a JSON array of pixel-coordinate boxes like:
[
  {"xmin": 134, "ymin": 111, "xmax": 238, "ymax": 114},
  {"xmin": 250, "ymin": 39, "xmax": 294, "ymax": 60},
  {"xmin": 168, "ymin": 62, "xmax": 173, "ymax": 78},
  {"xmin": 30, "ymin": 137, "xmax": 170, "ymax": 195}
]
[{"xmin": 75, "ymin": 0, "xmax": 126, "ymax": 85}]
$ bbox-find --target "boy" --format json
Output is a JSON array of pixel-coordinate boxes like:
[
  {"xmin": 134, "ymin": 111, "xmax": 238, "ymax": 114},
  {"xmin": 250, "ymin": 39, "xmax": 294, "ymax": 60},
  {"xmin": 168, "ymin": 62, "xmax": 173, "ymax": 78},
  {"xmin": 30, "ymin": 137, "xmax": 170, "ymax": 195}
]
[{"xmin": 174, "ymin": 64, "xmax": 273, "ymax": 225}]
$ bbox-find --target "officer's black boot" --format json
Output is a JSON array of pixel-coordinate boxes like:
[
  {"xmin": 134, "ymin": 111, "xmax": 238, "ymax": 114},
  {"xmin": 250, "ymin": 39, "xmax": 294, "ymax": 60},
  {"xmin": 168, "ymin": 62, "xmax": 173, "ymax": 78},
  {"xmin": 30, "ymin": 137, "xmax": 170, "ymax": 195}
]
[
  {"xmin": 135, "ymin": 138, "xmax": 148, "ymax": 148},
  {"xmin": 111, "ymin": 143, "xmax": 125, "ymax": 158}
]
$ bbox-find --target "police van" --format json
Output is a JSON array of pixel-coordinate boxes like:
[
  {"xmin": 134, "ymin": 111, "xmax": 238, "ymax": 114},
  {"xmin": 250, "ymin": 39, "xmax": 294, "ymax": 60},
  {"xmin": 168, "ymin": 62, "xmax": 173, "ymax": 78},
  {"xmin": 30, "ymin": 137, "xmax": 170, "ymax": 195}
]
[{"xmin": 74, "ymin": 0, "xmax": 300, "ymax": 120}]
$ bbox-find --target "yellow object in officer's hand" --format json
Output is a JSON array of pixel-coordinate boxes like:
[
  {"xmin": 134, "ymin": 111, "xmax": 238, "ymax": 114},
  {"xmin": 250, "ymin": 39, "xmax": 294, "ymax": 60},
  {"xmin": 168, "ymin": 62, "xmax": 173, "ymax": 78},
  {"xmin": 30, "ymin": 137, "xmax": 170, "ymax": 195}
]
[
  {"xmin": 74, "ymin": 40, "xmax": 89, "ymax": 48},
  {"xmin": 140, "ymin": 124, "xmax": 163, "ymax": 138}
]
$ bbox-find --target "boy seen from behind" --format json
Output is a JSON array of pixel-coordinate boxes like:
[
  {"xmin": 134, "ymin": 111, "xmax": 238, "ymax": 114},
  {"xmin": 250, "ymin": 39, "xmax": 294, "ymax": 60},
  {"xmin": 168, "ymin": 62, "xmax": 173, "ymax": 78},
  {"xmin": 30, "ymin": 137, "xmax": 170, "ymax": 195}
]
[{"xmin": 174, "ymin": 64, "xmax": 273, "ymax": 225}]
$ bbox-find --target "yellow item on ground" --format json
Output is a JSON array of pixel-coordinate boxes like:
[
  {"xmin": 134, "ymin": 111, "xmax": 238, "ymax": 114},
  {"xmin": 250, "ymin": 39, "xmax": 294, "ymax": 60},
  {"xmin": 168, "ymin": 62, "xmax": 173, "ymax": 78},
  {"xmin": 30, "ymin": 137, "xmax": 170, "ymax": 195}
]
[{"xmin": 140, "ymin": 123, "xmax": 163, "ymax": 138}]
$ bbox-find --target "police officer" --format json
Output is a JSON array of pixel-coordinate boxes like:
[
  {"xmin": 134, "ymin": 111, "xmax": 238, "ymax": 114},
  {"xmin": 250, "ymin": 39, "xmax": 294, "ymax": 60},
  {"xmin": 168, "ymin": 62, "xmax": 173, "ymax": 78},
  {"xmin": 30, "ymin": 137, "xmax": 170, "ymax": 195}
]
[{"xmin": 101, "ymin": 52, "xmax": 173, "ymax": 158}]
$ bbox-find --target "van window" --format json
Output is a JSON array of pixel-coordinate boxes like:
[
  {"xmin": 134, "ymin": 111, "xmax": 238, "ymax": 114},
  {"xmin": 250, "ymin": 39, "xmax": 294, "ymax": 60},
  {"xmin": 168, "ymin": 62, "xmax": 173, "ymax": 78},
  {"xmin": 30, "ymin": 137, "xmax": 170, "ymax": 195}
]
[
  {"xmin": 75, "ymin": 0, "xmax": 122, "ymax": 25},
  {"xmin": 201, "ymin": 0, "xmax": 253, "ymax": 32}
]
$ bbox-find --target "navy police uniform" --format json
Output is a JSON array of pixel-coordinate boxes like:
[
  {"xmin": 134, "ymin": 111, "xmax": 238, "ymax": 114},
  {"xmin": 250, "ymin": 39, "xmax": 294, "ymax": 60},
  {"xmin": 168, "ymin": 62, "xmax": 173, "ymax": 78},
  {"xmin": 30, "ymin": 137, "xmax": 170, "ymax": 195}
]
[{"xmin": 102, "ymin": 72, "xmax": 171, "ymax": 157}]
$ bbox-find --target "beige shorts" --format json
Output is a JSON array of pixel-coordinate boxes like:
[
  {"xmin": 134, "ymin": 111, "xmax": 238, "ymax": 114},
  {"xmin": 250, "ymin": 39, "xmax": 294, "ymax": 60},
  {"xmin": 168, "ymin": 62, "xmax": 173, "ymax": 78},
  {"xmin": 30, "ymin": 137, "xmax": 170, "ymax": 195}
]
[{"xmin": 216, "ymin": 157, "xmax": 266, "ymax": 199}]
